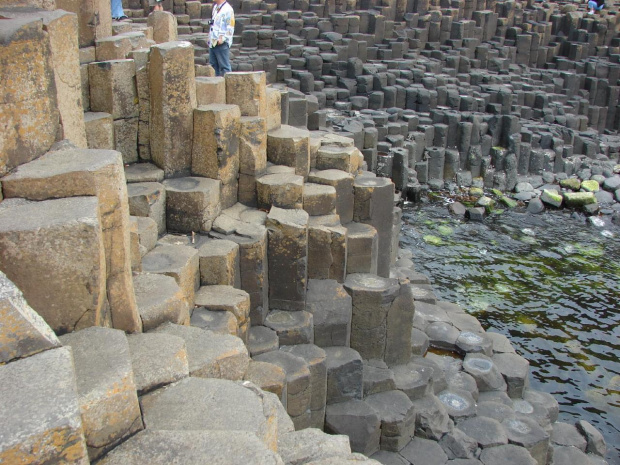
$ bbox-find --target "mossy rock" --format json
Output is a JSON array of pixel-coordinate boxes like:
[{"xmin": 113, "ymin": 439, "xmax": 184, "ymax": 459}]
[
  {"xmin": 476, "ymin": 196, "xmax": 495, "ymax": 212},
  {"xmin": 580, "ymin": 180, "xmax": 600, "ymax": 192},
  {"xmin": 437, "ymin": 225, "xmax": 454, "ymax": 236},
  {"xmin": 541, "ymin": 189, "xmax": 563, "ymax": 208},
  {"xmin": 423, "ymin": 235, "xmax": 443, "ymax": 245},
  {"xmin": 563, "ymin": 191, "xmax": 596, "ymax": 208},
  {"xmin": 491, "ymin": 189, "xmax": 503, "ymax": 197},
  {"xmin": 559, "ymin": 178, "xmax": 581, "ymax": 191},
  {"xmin": 469, "ymin": 187, "xmax": 484, "ymax": 197},
  {"xmin": 499, "ymin": 196, "xmax": 518, "ymax": 208}
]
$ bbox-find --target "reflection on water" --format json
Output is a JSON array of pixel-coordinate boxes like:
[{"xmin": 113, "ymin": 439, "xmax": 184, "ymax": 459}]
[{"xmin": 401, "ymin": 202, "xmax": 620, "ymax": 464}]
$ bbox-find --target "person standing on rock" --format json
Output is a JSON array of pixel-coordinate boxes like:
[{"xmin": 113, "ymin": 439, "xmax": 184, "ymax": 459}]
[
  {"xmin": 209, "ymin": 0, "xmax": 235, "ymax": 76},
  {"xmin": 111, "ymin": 0, "xmax": 129, "ymax": 21},
  {"xmin": 588, "ymin": 0, "xmax": 604, "ymax": 14}
]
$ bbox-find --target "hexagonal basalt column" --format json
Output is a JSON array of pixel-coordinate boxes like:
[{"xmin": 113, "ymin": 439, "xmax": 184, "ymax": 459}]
[
  {"xmin": 60, "ymin": 327, "xmax": 143, "ymax": 460},
  {"xmin": 308, "ymin": 169, "xmax": 355, "ymax": 224},
  {"xmin": 162, "ymin": 177, "xmax": 221, "ymax": 233},
  {"xmin": 149, "ymin": 41, "xmax": 196, "ymax": 178},
  {"xmin": 266, "ymin": 207, "xmax": 309, "ymax": 312},
  {"xmin": 197, "ymin": 238, "xmax": 240, "ymax": 287},
  {"xmin": 257, "ymin": 172, "xmax": 304, "ymax": 210},
  {"xmin": 0, "ymin": 347, "xmax": 89, "ymax": 464},
  {"xmin": 344, "ymin": 274, "xmax": 412, "ymax": 365},
  {"xmin": 353, "ymin": 176, "xmax": 395, "ymax": 278},
  {"xmin": 345, "ymin": 222, "xmax": 378, "ymax": 275},
  {"xmin": 127, "ymin": 182, "xmax": 166, "ymax": 235},
  {"xmin": 194, "ymin": 285, "xmax": 251, "ymax": 343},
  {"xmin": 267, "ymin": 125, "xmax": 311, "ymax": 178},
  {"xmin": 305, "ymin": 279, "xmax": 352, "ymax": 348},
  {"xmin": 192, "ymin": 104, "xmax": 241, "ymax": 209},
  {"xmin": 316, "ymin": 145, "xmax": 363, "ymax": 174},
  {"xmin": 308, "ymin": 215, "xmax": 348, "ymax": 283},
  {"xmin": 225, "ymin": 71, "xmax": 267, "ymax": 118}
]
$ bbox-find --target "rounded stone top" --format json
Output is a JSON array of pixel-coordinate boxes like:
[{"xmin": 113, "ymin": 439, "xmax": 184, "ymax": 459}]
[
  {"xmin": 198, "ymin": 238, "xmax": 238, "ymax": 256},
  {"xmin": 308, "ymin": 169, "xmax": 354, "ymax": 183},
  {"xmin": 257, "ymin": 173, "xmax": 304, "ymax": 187},
  {"xmin": 344, "ymin": 273, "xmax": 399, "ymax": 292},
  {"xmin": 163, "ymin": 176, "xmax": 220, "ymax": 192},
  {"xmin": 463, "ymin": 355, "xmax": 494, "ymax": 374},
  {"xmin": 127, "ymin": 182, "xmax": 164, "ymax": 196},
  {"xmin": 304, "ymin": 183, "xmax": 337, "ymax": 196},
  {"xmin": 353, "ymin": 176, "xmax": 392, "ymax": 188}
]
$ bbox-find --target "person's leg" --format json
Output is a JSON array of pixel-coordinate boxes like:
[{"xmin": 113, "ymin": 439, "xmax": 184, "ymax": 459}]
[
  {"xmin": 209, "ymin": 47, "xmax": 221, "ymax": 76},
  {"xmin": 111, "ymin": 0, "xmax": 125, "ymax": 18},
  {"xmin": 219, "ymin": 44, "xmax": 231, "ymax": 75},
  {"xmin": 587, "ymin": 0, "xmax": 596, "ymax": 13}
]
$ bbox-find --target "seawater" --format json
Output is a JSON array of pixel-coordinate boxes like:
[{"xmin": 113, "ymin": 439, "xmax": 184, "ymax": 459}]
[{"xmin": 401, "ymin": 200, "xmax": 620, "ymax": 464}]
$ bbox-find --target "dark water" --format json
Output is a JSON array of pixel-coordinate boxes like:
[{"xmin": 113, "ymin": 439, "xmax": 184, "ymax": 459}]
[{"xmin": 401, "ymin": 199, "xmax": 620, "ymax": 464}]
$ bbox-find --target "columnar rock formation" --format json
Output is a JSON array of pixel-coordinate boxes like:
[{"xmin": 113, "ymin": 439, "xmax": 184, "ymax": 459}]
[{"xmin": 0, "ymin": 0, "xmax": 615, "ymax": 464}]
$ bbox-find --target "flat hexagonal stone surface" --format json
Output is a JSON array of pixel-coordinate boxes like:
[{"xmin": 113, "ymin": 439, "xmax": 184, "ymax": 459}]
[
  {"xmin": 140, "ymin": 377, "xmax": 277, "ymax": 451},
  {"xmin": 98, "ymin": 430, "xmax": 282, "ymax": 465}
]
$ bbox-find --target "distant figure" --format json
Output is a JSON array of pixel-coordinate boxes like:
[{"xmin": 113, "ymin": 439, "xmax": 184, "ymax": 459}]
[
  {"xmin": 209, "ymin": 0, "xmax": 235, "ymax": 76},
  {"xmin": 150, "ymin": 0, "xmax": 163, "ymax": 12},
  {"xmin": 588, "ymin": 0, "xmax": 604, "ymax": 14},
  {"xmin": 111, "ymin": 0, "xmax": 129, "ymax": 20}
]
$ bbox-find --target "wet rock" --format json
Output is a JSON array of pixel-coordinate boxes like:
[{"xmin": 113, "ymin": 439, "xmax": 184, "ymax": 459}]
[
  {"xmin": 437, "ymin": 389, "xmax": 477, "ymax": 421},
  {"xmin": 550, "ymin": 422, "xmax": 587, "ymax": 451},
  {"xmin": 463, "ymin": 354, "xmax": 507, "ymax": 393},
  {"xmin": 575, "ymin": 420, "xmax": 606, "ymax": 456},
  {"xmin": 456, "ymin": 416, "xmax": 508, "ymax": 449},
  {"xmin": 548, "ymin": 445, "xmax": 591, "ymax": 465},
  {"xmin": 325, "ymin": 400, "xmax": 381, "ymax": 456},
  {"xmin": 456, "ymin": 332, "xmax": 493, "ymax": 356},
  {"xmin": 492, "ymin": 353, "xmax": 530, "ymax": 399},
  {"xmin": 502, "ymin": 416, "xmax": 550, "ymax": 465},
  {"xmin": 400, "ymin": 437, "xmax": 448, "ymax": 465},
  {"xmin": 479, "ymin": 444, "xmax": 536, "ymax": 465}
]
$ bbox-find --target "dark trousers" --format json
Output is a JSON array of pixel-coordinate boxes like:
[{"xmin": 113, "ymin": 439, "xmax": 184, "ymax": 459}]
[{"xmin": 209, "ymin": 43, "xmax": 231, "ymax": 76}]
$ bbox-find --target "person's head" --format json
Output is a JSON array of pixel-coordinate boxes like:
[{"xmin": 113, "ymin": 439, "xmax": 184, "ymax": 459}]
[{"xmin": 212, "ymin": 0, "xmax": 225, "ymax": 4}]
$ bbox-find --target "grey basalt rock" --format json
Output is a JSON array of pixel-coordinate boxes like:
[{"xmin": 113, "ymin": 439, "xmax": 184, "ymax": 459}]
[
  {"xmin": 447, "ymin": 372, "xmax": 480, "ymax": 401},
  {"xmin": 550, "ymin": 422, "xmax": 586, "ymax": 451},
  {"xmin": 265, "ymin": 310, "xmax": 314, "ymax": 346},
  {"xmin": 548, "ymin": 445, "xmax": 591, "ymax": 465},
  {"xmin": 476, "ymin": 401, "xmax": 516, "ymax": 423},
  {"xmin": 324, "ymin": 346, "xmax": 364, "ymax": 404},
  {"xmin": 425, "ymin": 321, "xmax": 461, "ymax": 351},
  {"xmin": 456, "ymin": 416, "xmax": 508, "ymax": 449},
  {"xmin": 439, "ymin": 429, "xmax": 478, "ymax": 460},
  {"xmin": 248, "ymin": 325, "xmax": 279, "ymax": 357},
  {"xmin": 278, "ymin": 428, "xmax": 352, "ymax": 465},
  {"xmin": 462, "ymin": 354, "xmax": 507, "ymax": 393},
  {"xmin": 456, "ymin": 331, "xmax": 494, "ymax": 356},
  {"xmin": 575, "ymin": 420, "xmax": 606, "ymax": 456},
  {"xmin": 325, "ymin": 400, "xmax": 381, "ymax": 456},
  {"xmin": 364, "ymin": 360, "xmax": 397, "ymax": 397},
  {"xmin": 437, "ymin": 389, "xmax": 477, "ymax": 421},
  {"xmin": 411, "ymin": 394, "xmax": 454, "ymax": 441},
  {"xmin": 502, "ymin": 416, "xmax": 550, "ymax": 465},
  {"xmin": 400, "ymin": 437, "xmax": 449, "ymax": 465},
  {"xmin": 305, "ymin": 279, "xmax": 352, "ymax": 347},
  {"xmin": 127, "ymin": 333, "xmax": 189, "ymax": 395},
  {"xmin": 365, "ymin": 390, "xmax": 417, "ymax": 452},
  {"xmin": 100, "ymin": 431, "xmax": 283, "ymax": 465},
  {"xmin": 479, "ymin": 444, "xmax": 536, "ymax": 465},
  {"xmin": 492, "ymin": 352, "xmax": 530, "ymax": 399},
  {"xmin": 392, "ymin": 361, "xmax": 434, "ymax": 401}
]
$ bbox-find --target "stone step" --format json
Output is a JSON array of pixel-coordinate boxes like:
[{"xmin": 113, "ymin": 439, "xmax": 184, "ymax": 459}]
[
  {"xmin": 244, "ymin": 360, "xmax": 287, "ymax": 404},
  {"xmin": 345, "ymin": 222, "xmax": 379, "ymax": 275},
  {"xmin": 308, "ymin": 169, "xmax": 355, "ymax": 224},
  {"xmin": 308, "ymin": 215, "xmax": 348, "ymax": 282},
  {"xmin": 278, "ymin": 428, "xmax": 352, "ymax": 465},
  {"xmin": 248, "ymin": 325, "xmax": 280, "ymax": 356},
  {"xmin": 305, "ymin": 279, "xmax": 352, "ymax": 348},
  {"xmin": 0, "ymin": 271, "xmax": 61, "ymax": 364},
  {"xmin": 324, "ymin": 346, "xmax": 364, "ymax": 405},
  {"xmin": 303, "ymin": 182, "xmax": 337, "ymax": 216},
  {"xmin": 133, "ymin": 272, "xmax": 190, "ymax": 331},
  {"xmin": 267, "ymin": 124, "xmax": 311, "ymax": 177},
  {"xmin": 411, "ymin": 394, "xmax": 454, "ymax": 441},
  {"xmin": 364, "ymin": 390, "xmax": 417, "ymax": 452},
  {"xmin": 325, "ymin": 399, "xmax": 382, "ymax": 456},
  {"xmin": 141, "ymin": 244, "xmax": 199, "ymax": 307},
  {"xmin": 127, "ymin": 181, "xmax": 167, "ymax": 235},
  {"xmin": 151, "ymin": 323, "xmax": 249, "ymax": 380},
  {"xmin": 265, "ymin": 310, "xmax": 314, "ymax": 346},
  {"xmin": 139, "ymin": 377, "xmax": 278, "ymax": 452},
  {"xmin": 162, "ymin": 176, "xmax": 221, "ymax": 233},
  {"xmin": 196, "ymin": 237, "xmax": 240, "ymax": 286},
  {"xmin": 2, "ymin": 146, "xmax": 143, "ymax": 333},
  {"xmin": 126, "ymin": 332, "xmax": 189, "ymax": 395},
  {"xmin": 316, "ymin": 145, "xmax": 364, "ymax": 174},
  {"xmin": 254, "ymin": 349, "xmax": 312, "ymax": 430},
  {"xmin": 0, "ymin": 346, "xmax": 89, "ymax": 464},
  {"xmin": 132, "ymin": 216, "xmax": 158, "ymax": 259},
  {"xmin": 194, "ymin": 285, "xmax": 250, "ymax": 343},
  {"xmin": 280, "ymin": 344, "xmax": 328, "ymax": 430},
  {"xmin": 0, "ymin": 197, "xmax": 108, "ymax": 334},
  {"xmin": 343, "ymin": 274, "xmax": 413, "ymax": 366},
  {"xmin": 266, "ymin": 207, "xmax": 309, "ymax": 311},
  {"xmin": 59, "ymin": 327, "xmax": 143, "ymax": 460},
  {"xmin": 257, "ymin": 171, "xmax": 305, "ymax": 210},
  {"xmin": 98, "ymin": 430, "xmax": 283, "ymax": 465}
]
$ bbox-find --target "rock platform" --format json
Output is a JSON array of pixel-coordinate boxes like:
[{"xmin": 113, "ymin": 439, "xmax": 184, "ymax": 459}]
[{"xmin": 0, "ymin": 0, "xmax": 616, "ymax": 463}]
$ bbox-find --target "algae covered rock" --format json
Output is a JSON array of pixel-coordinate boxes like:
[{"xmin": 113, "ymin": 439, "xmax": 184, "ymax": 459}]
[
  {"xmin": 559, "ymin": 178, "xmax": 581, "ymax": 191},
  {"xmin": 580, "ymin": 180, "xmax": 599, "ymax": 192},
  {"xmin": 563, "ymin": 192, "xmax": 597, "ymax": 208},
  {"xmin": 541, "ymin": 189, "xmax": 563, "ymax": 208}
]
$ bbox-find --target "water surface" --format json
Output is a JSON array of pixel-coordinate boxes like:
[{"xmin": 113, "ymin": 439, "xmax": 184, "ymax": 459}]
[{"xmin": 401, "ymin": 200, "xmax": 620, "ymax": 463}]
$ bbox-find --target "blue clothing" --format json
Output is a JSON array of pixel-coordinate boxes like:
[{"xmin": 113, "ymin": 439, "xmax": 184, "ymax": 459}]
[
  {"xmin": 588, "ymin": 0, "xmax": 604, "ymax": 9},
  {"xmin": 111, "ymin": 0, "xmax": 125, "ymax": 18},
  {"xmin": 210, "ymin": 43, "xmax": 231, "ymax": 76}
]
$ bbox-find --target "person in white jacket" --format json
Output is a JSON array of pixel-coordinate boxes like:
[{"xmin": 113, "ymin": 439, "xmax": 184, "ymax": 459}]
[{"xmin": 209, "ymin": 0, "xmax": 235, "ymax": 76}]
